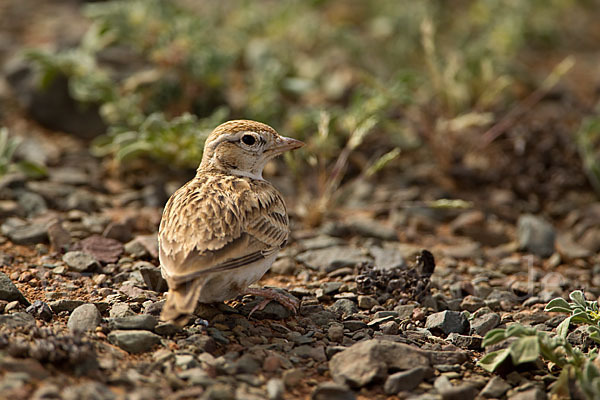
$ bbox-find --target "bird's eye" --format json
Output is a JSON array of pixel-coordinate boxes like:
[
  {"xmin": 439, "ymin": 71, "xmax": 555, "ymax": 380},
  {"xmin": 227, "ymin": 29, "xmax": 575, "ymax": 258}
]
[{"xmin": 241, "ymin": 135, "xmax": 256, "ymax": 145}]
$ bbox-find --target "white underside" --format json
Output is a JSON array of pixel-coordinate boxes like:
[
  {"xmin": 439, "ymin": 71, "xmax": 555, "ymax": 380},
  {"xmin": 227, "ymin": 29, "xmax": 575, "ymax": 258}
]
[{"xmin": 196, "ymin": 253, "xmax": 277, "ymax": 303}]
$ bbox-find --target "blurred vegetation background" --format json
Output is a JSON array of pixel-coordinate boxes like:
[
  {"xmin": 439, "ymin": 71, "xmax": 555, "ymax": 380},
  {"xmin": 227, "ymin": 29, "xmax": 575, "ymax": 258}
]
[{"xmin": 2, "ymin": 0, "xmax": 600, "ymax": 220}]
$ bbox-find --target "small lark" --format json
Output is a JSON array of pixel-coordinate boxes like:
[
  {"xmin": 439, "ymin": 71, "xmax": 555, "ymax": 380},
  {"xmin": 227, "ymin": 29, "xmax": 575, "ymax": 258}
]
[{"xmin": 159, "ymin": 120, "xmax": 304, "ymax": 326}]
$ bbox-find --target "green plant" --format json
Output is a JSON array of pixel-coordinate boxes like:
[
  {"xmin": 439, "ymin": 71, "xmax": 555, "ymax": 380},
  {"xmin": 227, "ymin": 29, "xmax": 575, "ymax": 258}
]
[
  {"xmin": 546, "ymin": 290, "xmax": 600, "ymax": 344},
  {"xmin": 575, "ymin": 115, "xmax": 600, "ymax": 197},
  {"xmin": 0, "ymin": 128, "xmax": 47, "ymax": 178}
]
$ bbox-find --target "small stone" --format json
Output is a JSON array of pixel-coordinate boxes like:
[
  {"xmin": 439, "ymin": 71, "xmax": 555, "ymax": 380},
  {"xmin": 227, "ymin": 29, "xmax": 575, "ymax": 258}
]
[
  {"xmin": 2, "ymin": 220, "xmax": 48, "ymax": 245},
  {"xmin": 311, "ymin": 381, "xmax": 356, "ymax": 400},
  {"xmin": 109, "ymin": 314, "xmax": 157, "ymax": 331},
  {"xmin": 357, "ymin": 295, "xmax": 378, "ymax": 309},
  {"xmin": 425, "ymin": 311, "xmax": 470, "ymax": 336},
  {"xmin": 446, "ymin": 333, "xmax": 482, "ymax": 350},
  {"xmin": 439, "ymin": 384, "xmax": 478, "ymax": 400},
  {"xmin": 343, "ymin": 320, "xmax": 367, "ymax": 331},
  {"xmin": 328, "ymin": 324, "xmax": 344, "ymax": 343},
  {"xmin": 321, "ymin": 281, "xmax": 343, "ymax": 295},
  {"xmin": 380, "ymin": 321, "xmax": 399, "ymax": 335},
  {"xmin": 282, "ymin": 368, "xmax": 303, "ymax": 388},
  {"xmin": 109, "ymin": 302, "xmax": 135, "ymax": 318},
  {"xmin": 267, "ymin": 378, "xmax": 285, "ymax": 400},
  {"xmin": 507, "ymin": 387, "xmax": 545, "ymax": 400},
  {"xmin": 384, "ymin": 367, "xmax": 433, "ymax": 394},
  {"xmin": 460, "ymin": 295, "xmax": 485, "ymax": 312},
  {"xmin": 471, "ymin": 313, "xmax": 501, "ymax": 336},
  {"xmin": 369, "ymin": 246, "xmax": 405, "ymax": 270},
  {"xmin": 26, "ymin": 300, "xmax": 53, "ymax": 322},
  {"xmin": 292, "ymin": 345, "xmax": 327, "ymax": 362},
  {"xmin": 62, "ymin": 251, "xmax": 99, "ymax": 272},
  {"xmin": 394, "ymin": 304, "xmax": 416, "ymax": 319},
  {"xmin": 270, "ymin": 257, "xmax": 298, "ymax": 275},
  {"xmin": 108, "ymin": 330, "xmax": 161, "ymax": 353},
  {"xmin": 517, "ymin": 214, "xmax": 555, "ymax": 258},
  {"xmin": 68, "ymin": 304, "xmax": 101, "ymax": 333},
  {"xmin": 328, "ymin": 299, "xmax": 358, "ymax": 317},
  {"xmin": 480, "ymin": 376, "xmax": 511, "ymax": 398},
  {"xmin": 296, "ymin": 246, "xmax": 371, "ymax": 273},
  {"xmin": 49, "ymin": 299, "xmax": 84, "ymax": 313},
  {"xmin": 234, "ymin": 354, "xmax": 261, "ymax": 374},
  {"xmin": 0, "ymin": 272, "xmax": 29, "ymax": 305},
  {"xmin": 62, "ymin": 382, "xmax": 115, "ymax": 400},
  {"xmin": 0, "ymin": 312, "xmax": 35, "ymax": 328},
  {"xmin": 138, "ymin": 263, "xmax": 168, "ymax": 292}
]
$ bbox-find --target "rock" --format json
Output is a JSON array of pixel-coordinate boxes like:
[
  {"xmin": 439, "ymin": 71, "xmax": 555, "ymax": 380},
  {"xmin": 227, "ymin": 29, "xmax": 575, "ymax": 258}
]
[
  {"xmin": 329, "ymin": 339, "xmax": 430, "ymax": 388},
  {"xmin": 48, "ymin": 299, "xmax": 85, "ymax": 313},
  {"xmin": 0, "ymin": 272, "xmax": 29, "ymax": 305},
  {"xmin": 25, "ymin": 300, "xmax": 53, "ymax": 321},
  {"xmin": 299, "ymin": 235, "xmax": 345, "ymax": 250},
  {"xmin": 61, "ymin": 382, "xmax": 115, "ymax": 400},
  {"xmin": 384, "ymin": 367, "xmax": 433, "ymax": 394},
  {"xmin": 296, "ymin": 246, "xmax": 371, "ymax": 273},
  {"xmin": 369, "ymin": 246, "xmax": 405, "ymax": 270},
  {"xmin": 292, "ymin": 345, "xmax": 327, "ymax": 362},
  {"xmin": 16, "ymin": 191, "xmax": 47, "ymax": 216},
  {"xmin": 311, "ymin": 381, "xmax": 356, "ymax": 400},
  {"xmin": 425, "ymin": 311, "xmax": 470, "ymax": 335},
  {"xmin": 394, "ymin": 304, "xmax": 416, "ymax": 319},
  {"xmin": 1, "ymin": 219, "xmax": 48, "ymax": 245},
  {"xmin": 0, "ymin": 312, "xmax": 35, "ymax": 328},
  {"xmin": 380, "ymin": 320, "xmax": 399, "ymax": 335},
  {"xmin": 460, "ymin": 295, "xmax": 485, "ymax": 312},
  {"xmin": 507, "ymin": 387, "xmax": 545, "ymax": 400},
  {"xmin": 108, "ymin": 330, "xmax": 161, "ymax": 353},
  {"xmin": 109, "ymin": 314, "xmax": 157, "ymax": 331},
  {"xmin": 480, "ymin": 376, "xmax": 511, "ymax": 398},
  {"xmin": 68, "ymin": 304, "xmax": 101, "ymax": 333},
  {"xmin": 471, "ymin": 313, "xmax": 501, "ymax": 336},
  {"xmin": 62, "ymin": 251, "xmax": 99, "ymax": 272},
  {"xmin": 282, "ymin": 368, "xmax": 304, "ymax": 388},
  {"xmin": 328, "ymin": 299, "xmax": 358, "ymax": 318},
  {"xmin": 439, "ymin": 384, "xmax": 478, "ymax": 400},
  {"xmin": 446, "ymin": 333, "xmax": 482, "ymax": 350},
  {"xmin": 346, "ymin": 217, "xmax": 397, "ymax": 240},
  {"xmin": 109, "ymin": 302, "xmax": 135, "ymax": 318},
  {"xmin": 343, "ymin": 320, "xmax": 367, "ymax": 331},
  {"xmin": 357, "ymin": 295, "xmax": 378, "ymax": 309},
  {"xmin": 517, "ymin": 214, "xmax": 555, "ymax": 258},
  {"xmin": 270, "ymin": 257, "xmax": 298, "ymax": 275},
  {"xmin": 234, "ymin": 354, "xmax": 261, "ymax": 374},
  {"xmin": 328, "ymin": 324, "xmax": 344, "ymax": 343},
  {"xmin": 178, "ymin": 334, "xmax": 217, "ymax": 354},
  {"xmin": 267, "ymin": 378, "xmax": 285, "ymax": 400}
]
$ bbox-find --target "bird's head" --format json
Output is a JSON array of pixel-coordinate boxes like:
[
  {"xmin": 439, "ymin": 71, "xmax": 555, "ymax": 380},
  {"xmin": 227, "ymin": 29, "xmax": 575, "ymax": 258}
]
[{"xmin": 199, "ymin": 120, "xmax": 304, "ymax": 180}]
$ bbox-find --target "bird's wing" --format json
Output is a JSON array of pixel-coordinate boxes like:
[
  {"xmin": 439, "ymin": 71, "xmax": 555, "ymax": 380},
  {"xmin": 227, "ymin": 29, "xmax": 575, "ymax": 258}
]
[{"xmin": 158, "ymin": 175, "xmax": 290, "ymax": 284}]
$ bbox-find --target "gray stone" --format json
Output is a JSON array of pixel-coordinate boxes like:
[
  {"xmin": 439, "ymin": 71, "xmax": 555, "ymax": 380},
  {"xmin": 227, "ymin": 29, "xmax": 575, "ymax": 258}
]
[
  {"xmin": 328, "ymin": 324, "xmax": 344, "ymax": 343},
  {"xmin": 425, "ymin": 311, "xmax": 470, "ymax": 335},
  {"xmin": 292, "ymin": 345, "xmax": 327, "ymax": 362},
  {"xmin": 507, "ymin": 387, "xmax": 545, "ymax": 400},
  {"xmin": 446, "ymin": 333, "xmax": 482, "ymax": 350},
  {"xmin": 299, "ymin": 235, "xmax": 345, "ymax": 251},
  {"xmin": 61, "ymin": 382, "xmax": 115, "ymax": 400},
  {"xmin": 329, "ymin": 339, "xmax": 430, "ymax": 388},
  {"xmin": 471, "ymin": 313, "xmax": 501, "ymax": 336},
  {"xmin": 17, "ymin": 191, "xmax": 47, "ymax": 216},
  {"xmin": 138, "ymin": 263, "xmax": 167, "ymax": 292},
  {"xmin": 357, "ymin": 295, "xmax": 378, "ymax": 309},
  {"xmin": 311, "ymin": 381, "xmax": 356, "ymax": 400},
  {"xmin": 480, "ymin": 376, "xmax": 511, "ymax": 398},
  {"xmin": 439, "ymin": 384, "xmax": 478, "ymax": 400},
  {"xmin": 62, "ymin": 251, "xmax": 99, "ymax": 272},
  {"xmin": 394, "ymin": 304, "xmax": 416, "ymax": 319},
  {"xmin": 68, "ymin": 304, "xmax": 101, "ymax": 333},
  {"xmin": 109, "ymin": 302, "xmax": 135, "ymax": 318},
  {"xmin": 370, "ymin": 246, "xmax": 405, "ymax": 270},
  {"xmin": 384, "ymin": 367, "xmax": 433, "ymax": 394},
  {"xmin": 328, "ymin": 299, "xmax": 358, "ymax": 317},
  {"xmin": 25, "ymin": 300, "xmax": 53, "ymax": 321},
  {"xmin": 321, "ymin": 281, "xmax": 343, "ymax": 295},
  {"xmin": 296, "ymin": 246, "xmax": 371, "ymax": 272},
  {"xmin": 234, "ymin": 354, "xmax": 261, "ymax": 374},
  {"xmin": 108, "ymin": 330, "xmax": 161, "ymax": 353},
  {"xmin": 270, "ymin": 257, "xmax": 298, "ymax": 275},
  {"xmin": 0, "ymin": 312, "xmax": 35, "ymax": 328},
  {"xmin": 109, "ymin": 314, "xmax": 157, "ymax": 331},
  {"xmin": 517, "ymin": 214, "xmax": 555, "ymax": 258},
  {"xmin": 0, "ymin": 272, "xmax": 29, "ymax": 305},
  {"xmin": 343, "ymin": 320, "xmax": 367, "ymax": 331},
  {"xmin": 1, "ymin": 219, "xmax": 47, "ymax": 245},
  {"xmin": 49, "ymin": 299, "xmax": 85, "ymax": 314},
  {"xmin": 460, "ymin": 295, "xmax": 485, "ymax": 312}
]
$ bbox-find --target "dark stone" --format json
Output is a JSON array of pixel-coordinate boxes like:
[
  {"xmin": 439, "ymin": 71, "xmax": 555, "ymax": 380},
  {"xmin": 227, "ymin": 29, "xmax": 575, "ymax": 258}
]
[
  {"xmin": 26, "ymin": 300, "xmax": 53, "ymax": 322},
  {"xmin": 425, "ymin": 311, "xmax": 470, "ymax": 335},
  {"xmin": 384, "ymin": 367, "xmax": 434, "ymax": 394},
  {"xmin": 0, "ymin": 272, "xmax": 29, "ymax": 305}
]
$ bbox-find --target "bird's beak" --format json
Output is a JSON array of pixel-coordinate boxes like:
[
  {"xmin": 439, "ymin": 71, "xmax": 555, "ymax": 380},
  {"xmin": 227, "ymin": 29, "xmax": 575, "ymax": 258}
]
[{"xmin": 272, "ymin": 136, "xmax": 304, "ymax": 154}]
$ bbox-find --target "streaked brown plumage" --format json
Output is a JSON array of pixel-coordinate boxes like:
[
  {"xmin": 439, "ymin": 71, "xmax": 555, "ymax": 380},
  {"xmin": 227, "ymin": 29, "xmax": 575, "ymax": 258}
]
[{"xmin": 159, "ymin": 120, "xmax": 303, "ymax": 326}]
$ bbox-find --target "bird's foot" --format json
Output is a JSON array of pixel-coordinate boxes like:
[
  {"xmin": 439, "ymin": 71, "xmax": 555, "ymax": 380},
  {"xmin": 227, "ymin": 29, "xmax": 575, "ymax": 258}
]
[{"xmin": 243, "ymin": 287, "xmax": 299, "ymax": 319}]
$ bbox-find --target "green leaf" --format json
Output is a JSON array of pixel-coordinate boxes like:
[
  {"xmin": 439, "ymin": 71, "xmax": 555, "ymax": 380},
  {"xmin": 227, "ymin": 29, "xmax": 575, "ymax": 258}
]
[
  {"xmin": 478, "ymin": 348, "xmax": 511, "ymax": 372},
  {"xmin": 570, "ymin": 290, "xmax": 587, "ymax": 308},
  {"xmin": 545, "ymin": 298, "xmax": 573, "ymax": 313},
  {"xmin": 16, "ymin": 160, "xmax": 47, "ymax": 179},
  {"xmin": 556, "ymin": 316, "xmax": 572, "ymax": 339},
  {"xmin": 510, "ymin": 336, "xmax": 540, "ymax": 365},
  {"xmin": 482, "ymin": 328, "xmax": 507, "ymax": 347}
]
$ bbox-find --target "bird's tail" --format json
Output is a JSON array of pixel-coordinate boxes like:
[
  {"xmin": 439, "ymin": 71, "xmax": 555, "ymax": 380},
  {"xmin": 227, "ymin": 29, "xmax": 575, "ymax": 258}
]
[{"xmin": 160, "ymin": 279, "xmax": 203, "ymax": 327}]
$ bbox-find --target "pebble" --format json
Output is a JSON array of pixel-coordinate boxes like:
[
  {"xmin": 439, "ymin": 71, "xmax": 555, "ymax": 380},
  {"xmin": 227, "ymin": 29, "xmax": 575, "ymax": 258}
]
[
  {"xmin": 109, "ymin": 302, "xmax": 135, "ymax": 318},
  {"xmin": 517, "ymin": 214, "xmax": 555, "ymax": 258},
  {"xmin": 311, "ymin": 381, "xmax": 356, "ymax": 400},
  {"xmin": 109, "ymin": 314, "xmax": 157, "ymax": 331},
  {"xmin": 329, "ymin": 339, "xmax": 430, "ymax": 388},
  {"xmin": 507, "ymin": 387, "xmax": 545, "ymax": 400},
  {"xmin": 67, "ymin": 304, "xmax": 101, "ymax": 333},
  {"xmin": 357, "ymin": 295, "xmax": 378, "ymax": 309},
  {"xmin": 446, "ymin": 333, "xmax": 482, "ymax": 350},
  {"xmin": 425, "ymin": 311, "xmax": 470, "ymax": 335},
  {"xmin": 49, "ymin": 299, "xmax": 85, "ymax": 313},
  {"xmin": 0, "ymin": 312, "xmax": 36, "ymax": 328},
  {"xmin": 328, "ymin": 324, "xmax": 344, "ymax": 343},
  {"xmin": 0, "ymin": 271, "xmax": 29, "ymax": 305},
  {"xmin": 62, "ymin": 382, "xmax": 115, "ymax": 400},
  {"xmin": 328, "ymin": 299, "xmax": 358, "ymax": 317},
  {"xmin": 1, "ymin": 219, "xmax": 48, "ymax": 245},
  {"xmin": 296, "ymin": 246, "xmax": 371, "ymax": 272},
  {"xmin": 107, "ymin": 330, "xmax": 161, "ymax": 353},
  {"xmin": 471, "ymin": 313, "xmax": 501, "ymax": 336},
  {"xmin": 439, "ymin": 384, "xmax": 478, "ymax": 400},
  {"xmin": 138, "ymin": 263, "xmax": 168, "ymax": 292},
  {"xmin": 62, "ymin": 251, "xmax": 99, "ymax": 272},
  {"xmin": 25, "ymin": 300, "xmax": 53, "ymax": 321},
  {"xmin": 460, "ymin": 295, "xmax": 485, "ymax": 312},
  {"xmin": 384, "ymin": 367, "xmax": 434, "ymax": 394},
  {"xmin": 369, "ymin": 246, "xmax": 405, "ymax": 270},
  {"xmin": 480, "ymin": 376, "xmax": 511, "ymax": 398},
  {"xmin": 266, "ymin": 378, "xmax": 285, "ymax": 400}
]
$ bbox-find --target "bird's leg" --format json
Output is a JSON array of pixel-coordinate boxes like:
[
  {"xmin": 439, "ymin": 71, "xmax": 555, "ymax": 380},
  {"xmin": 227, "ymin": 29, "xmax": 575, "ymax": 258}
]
[{"xmin": 242, "ymin": 287, "xmax": 299, "ymax": 318}]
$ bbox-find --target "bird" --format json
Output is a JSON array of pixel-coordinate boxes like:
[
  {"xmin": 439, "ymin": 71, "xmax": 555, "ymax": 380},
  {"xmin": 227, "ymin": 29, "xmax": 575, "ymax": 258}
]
[{"xmin": 158, "ymin": 119, "xmax": 304, "ymax": 326}]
